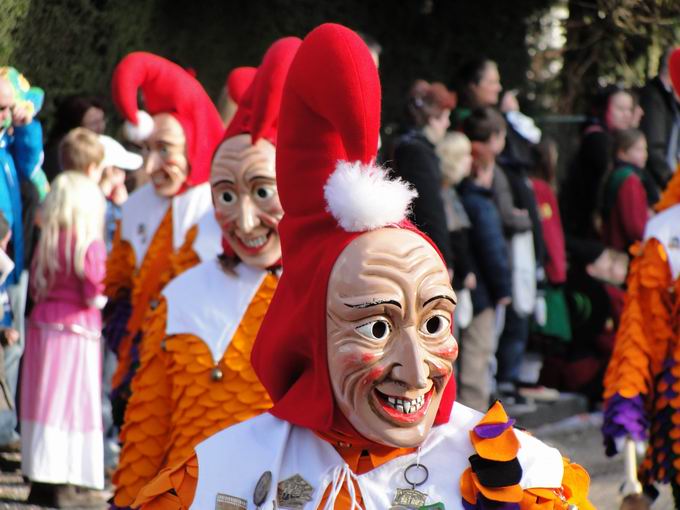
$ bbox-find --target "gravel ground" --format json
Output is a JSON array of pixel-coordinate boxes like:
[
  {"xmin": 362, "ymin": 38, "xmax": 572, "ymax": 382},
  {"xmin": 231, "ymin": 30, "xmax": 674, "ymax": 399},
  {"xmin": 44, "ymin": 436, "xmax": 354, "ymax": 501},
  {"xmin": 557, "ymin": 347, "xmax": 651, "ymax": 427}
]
[{"xmin": 0, "ymin": 416, "xmax": 673, "ymax": 509}]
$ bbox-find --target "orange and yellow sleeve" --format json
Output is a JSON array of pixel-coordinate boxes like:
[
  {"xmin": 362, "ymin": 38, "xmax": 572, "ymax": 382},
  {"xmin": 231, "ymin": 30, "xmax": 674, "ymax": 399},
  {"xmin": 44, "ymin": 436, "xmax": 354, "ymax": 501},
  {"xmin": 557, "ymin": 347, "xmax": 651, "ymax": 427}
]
[
  {"xmin": 603, "ymin": 238, "xmax": 673, "ymax": 401},
  {"xmin": 106, "ymin": 221, "xmax": 136, "ymax": 300},
  {"xmin": 113, "ymin": 298, "xmax": 173, "ymax": 507},
  {"xmin": 517, "ymin": 458, "xmax": 593, "ymax": 510},
  {"xmin": 134, "ymin": 453, "xmax": 198, "ymax": 510},
  {"xmin": 461, "ymin": 401, "xmax": 593, "ymax": 509}
]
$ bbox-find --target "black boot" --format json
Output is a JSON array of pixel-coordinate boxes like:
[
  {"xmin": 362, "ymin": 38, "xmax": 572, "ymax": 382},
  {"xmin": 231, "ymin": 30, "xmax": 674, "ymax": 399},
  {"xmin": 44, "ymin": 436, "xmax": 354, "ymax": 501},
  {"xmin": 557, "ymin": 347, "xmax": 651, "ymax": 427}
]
[{"xmin": 27, "ymin": 481, "xmax": 58, "ymax": 507}]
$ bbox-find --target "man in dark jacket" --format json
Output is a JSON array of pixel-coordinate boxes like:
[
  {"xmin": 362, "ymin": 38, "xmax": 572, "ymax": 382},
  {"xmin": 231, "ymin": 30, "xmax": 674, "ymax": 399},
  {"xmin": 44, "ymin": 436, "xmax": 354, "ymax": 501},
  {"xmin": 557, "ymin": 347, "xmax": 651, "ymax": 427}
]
[{"xmin": 639, "ymin": 48, "xmax": 680, "ymax": 194}]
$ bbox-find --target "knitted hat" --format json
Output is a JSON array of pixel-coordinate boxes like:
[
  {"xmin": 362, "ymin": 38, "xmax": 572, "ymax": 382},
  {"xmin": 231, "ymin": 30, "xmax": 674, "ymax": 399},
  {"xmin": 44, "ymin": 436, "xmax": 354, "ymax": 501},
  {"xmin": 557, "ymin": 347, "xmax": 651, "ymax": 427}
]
[
  {"xmin": 224, "ymin": 38, "xmax": 301, "ymax": 145},
  {"xmin": 251, "ymin": 23, "xmax": 456, "ymax": 435},
  {"xmin": 111, "ymin": 52, "xmax": 224, "ymax": 187}
]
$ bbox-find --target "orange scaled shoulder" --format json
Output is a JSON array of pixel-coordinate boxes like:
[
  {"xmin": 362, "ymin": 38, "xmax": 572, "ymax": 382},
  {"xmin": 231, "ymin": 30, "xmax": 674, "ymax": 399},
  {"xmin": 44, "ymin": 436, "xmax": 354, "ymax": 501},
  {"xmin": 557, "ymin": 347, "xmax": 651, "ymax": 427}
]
[
  {"xmin": 113, "ymin": 298, "xmax": 172, "ymax": 507},
  {"xmin": 133, "ymin": 453, "xmax": 198, "ymax": 510},
  {"xmin": 105, "ymin": 221, "xmax": 136, "ymax": 299},
  {"xmin": 603, "ymin": 237, "xmax": 674, "ymax": 401}
]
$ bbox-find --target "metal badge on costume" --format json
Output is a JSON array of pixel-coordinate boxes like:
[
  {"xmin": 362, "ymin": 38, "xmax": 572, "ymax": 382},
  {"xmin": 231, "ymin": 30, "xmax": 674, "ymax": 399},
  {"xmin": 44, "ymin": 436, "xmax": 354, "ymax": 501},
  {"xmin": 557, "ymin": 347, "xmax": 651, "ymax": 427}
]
[
  {"xmin": 391, "ymin": 463, "xmax": 431, "ymax": 510},
  {"xmin": 253, "ymin": 471, "xmax": 272, "ymax": 510},
  {"xmin": 277, "ymin": 474, "xmax": 313, "ymax": 509},
  {"xmin": 215, "ymin": 493, "xmax": 247, "ymax": 510}
]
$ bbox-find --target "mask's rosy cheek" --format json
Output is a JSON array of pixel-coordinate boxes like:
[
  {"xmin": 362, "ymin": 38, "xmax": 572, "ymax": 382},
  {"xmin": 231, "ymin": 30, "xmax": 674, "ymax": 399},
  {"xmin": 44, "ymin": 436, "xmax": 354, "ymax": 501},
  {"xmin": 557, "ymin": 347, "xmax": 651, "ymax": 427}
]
[
  {"xmin": 214, "ymin": 209, "xmax": 236, "ymax": 229},
  {"xmin": 259, "ymin": 211, "xmax": 282, "ymax": 230},
  {"xmin": 362, "ymin": 365, "xmax": 386, "ymax": 387},
  {"xmin": 432, "ymin": 342, "xmax": 458, "ymax": 361}
]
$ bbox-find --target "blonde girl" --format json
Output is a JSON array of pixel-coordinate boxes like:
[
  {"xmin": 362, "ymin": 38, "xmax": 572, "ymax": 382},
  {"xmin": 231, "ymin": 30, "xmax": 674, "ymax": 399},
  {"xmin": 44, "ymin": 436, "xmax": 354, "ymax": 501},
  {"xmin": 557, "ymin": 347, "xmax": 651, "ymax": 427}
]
[{"xmin": 21, "ymin": 172, "xmax": 107, "ymax": 507}]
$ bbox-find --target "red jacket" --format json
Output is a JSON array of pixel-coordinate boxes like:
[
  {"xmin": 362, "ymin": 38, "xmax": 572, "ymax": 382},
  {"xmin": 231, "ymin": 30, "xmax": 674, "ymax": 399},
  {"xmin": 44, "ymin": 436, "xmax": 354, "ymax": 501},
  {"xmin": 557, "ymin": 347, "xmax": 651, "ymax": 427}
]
[
  {"xmin": 531, "ymin": 178, "xmax": 566, "ymax": 284},
  {"xmin": 601, "ymin": 166, "xmax": 649, "ymax": 252}
]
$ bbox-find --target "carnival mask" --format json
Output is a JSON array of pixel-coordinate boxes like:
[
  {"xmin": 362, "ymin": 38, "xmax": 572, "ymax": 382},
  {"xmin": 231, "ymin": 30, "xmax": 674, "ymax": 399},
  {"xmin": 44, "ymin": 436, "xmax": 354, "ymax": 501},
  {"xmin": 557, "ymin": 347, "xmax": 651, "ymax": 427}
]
[
  {"xmin": 326, "ymin": 228, "xmax": 458, "ymax": 448},
  {"xmin": 210, "ymin": 134, "xmax": 282, "ymax": 269},
  {"xmin": 142, "ymin": 113, "xmax": 188, "ymax": 197}
]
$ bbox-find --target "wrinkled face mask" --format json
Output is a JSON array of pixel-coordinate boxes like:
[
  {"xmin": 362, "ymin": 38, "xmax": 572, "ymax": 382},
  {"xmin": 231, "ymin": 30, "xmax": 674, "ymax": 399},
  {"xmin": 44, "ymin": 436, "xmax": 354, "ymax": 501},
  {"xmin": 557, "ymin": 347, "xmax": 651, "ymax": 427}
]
[
  {"xmin": 326, "ymin": 228, "xmax": 458, "ymax": 448},
  {"xmin": 141, "ymin": 113, "xmax": 189, "ymax": 197},
  {"xmin": 210, "ymin": 134, "xmax": 282, "ymax": 268}
]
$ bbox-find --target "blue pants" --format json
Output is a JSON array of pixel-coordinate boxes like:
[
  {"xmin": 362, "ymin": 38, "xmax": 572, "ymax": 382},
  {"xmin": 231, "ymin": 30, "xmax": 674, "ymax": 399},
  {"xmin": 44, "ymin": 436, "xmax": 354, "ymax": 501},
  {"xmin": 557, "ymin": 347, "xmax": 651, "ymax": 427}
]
[
  {"xmin": 0, "ymin": 272, "xmax": 27, "ymax": 445},
  {"xmin": 496, "ymin": 305, "xmax": 530, "ymax": 384}
]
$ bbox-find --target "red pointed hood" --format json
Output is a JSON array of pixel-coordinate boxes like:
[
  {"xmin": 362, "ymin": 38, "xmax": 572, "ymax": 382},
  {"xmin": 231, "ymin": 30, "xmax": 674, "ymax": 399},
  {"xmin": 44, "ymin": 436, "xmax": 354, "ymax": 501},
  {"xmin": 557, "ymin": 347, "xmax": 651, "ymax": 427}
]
[
  {"xmin": 224, "ymin": 37, "xmax": 302, "ymax": 146},
  {"xmin": 111, "ymin": 52, "xmax": 224, "ymax": 188},
  {"xmin": 225, "ymin": 66, "xmax": 257, "ymax": 104},
  {"xmin": 251, "ymin": 23, "xmax": 456, "ymax": 438}
]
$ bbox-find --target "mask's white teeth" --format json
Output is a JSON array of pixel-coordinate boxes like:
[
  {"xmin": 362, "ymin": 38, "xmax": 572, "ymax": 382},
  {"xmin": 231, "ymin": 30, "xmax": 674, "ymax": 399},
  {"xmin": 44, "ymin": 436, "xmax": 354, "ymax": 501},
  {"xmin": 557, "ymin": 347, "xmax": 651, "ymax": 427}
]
[
  {"xmin": 242, "ymin": 235, "xmax": 268, "ymax": 248},
  {"xmin": 382, "ymin": 392, "xmax": 426, "ymax": 414}
]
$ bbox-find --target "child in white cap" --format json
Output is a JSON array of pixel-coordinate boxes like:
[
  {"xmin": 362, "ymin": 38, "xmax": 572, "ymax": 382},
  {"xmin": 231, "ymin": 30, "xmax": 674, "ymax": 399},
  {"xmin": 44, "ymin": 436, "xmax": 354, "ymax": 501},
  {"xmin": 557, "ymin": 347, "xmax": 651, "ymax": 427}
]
[{"xmin": 98, "ymin": 135, "xmax": 142, "ymax": 251}]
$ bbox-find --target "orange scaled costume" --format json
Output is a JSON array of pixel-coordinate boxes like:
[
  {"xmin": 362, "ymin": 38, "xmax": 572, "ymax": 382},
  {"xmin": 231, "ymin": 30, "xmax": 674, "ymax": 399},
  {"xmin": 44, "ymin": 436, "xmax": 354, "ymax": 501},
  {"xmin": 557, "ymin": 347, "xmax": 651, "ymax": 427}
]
[
  {"xmin": 602, "ymin": 49, "xmax": 680, "ymax": 496},
  {"xmin": 104, "ymin": 52, "xmax": 224, "ymax": 424},
  {"xmin": 111, "ymin": 38, "xmax": 301, "ymax": 508}
]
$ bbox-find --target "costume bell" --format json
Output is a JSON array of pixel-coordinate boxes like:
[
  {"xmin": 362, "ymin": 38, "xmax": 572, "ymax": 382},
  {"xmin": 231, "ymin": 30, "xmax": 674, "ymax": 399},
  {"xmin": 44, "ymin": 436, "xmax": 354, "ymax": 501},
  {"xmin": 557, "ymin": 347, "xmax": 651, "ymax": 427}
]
[
  {"xmin": 603, "ymin": 46, "xmax": 680, "ymax": 500},
  {"xmin": 104, "ymin": 52, "xmax": 224, "ymax": 422},
  {"xmin": 111, "ymin": 38, "xmax": 301, "ymax": 508},
  {"xmin": 135, "ymin": 24, "xmax": 593, "ymax": 510}
]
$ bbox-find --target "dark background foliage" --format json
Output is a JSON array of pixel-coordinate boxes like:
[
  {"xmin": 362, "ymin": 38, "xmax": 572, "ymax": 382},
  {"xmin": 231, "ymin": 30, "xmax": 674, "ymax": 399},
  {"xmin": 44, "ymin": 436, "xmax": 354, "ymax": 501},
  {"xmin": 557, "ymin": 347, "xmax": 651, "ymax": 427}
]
[
  {"xmin": 1, "ymin": 0, "xmax": 550, "ymax": 132},
  {"xmin": 1, "ymin": 0, "xmax": 678, "ymax": 134}
]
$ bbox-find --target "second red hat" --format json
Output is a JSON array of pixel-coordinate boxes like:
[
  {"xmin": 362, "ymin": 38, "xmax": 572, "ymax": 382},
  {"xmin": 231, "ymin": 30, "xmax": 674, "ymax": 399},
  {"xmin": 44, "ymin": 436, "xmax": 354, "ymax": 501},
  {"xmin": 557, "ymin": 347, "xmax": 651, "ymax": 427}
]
[{"xmin": 111, "ymin": 52, "xmax": 224, "ymax": 188}]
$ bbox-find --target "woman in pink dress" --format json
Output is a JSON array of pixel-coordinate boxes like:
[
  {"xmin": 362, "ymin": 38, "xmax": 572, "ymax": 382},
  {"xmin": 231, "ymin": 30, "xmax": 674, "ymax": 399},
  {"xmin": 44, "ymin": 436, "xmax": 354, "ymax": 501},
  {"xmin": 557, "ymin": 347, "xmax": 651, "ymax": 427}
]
[{"xmin": 21, "ymin": 171, "xmax": 107, "ymax": 507}]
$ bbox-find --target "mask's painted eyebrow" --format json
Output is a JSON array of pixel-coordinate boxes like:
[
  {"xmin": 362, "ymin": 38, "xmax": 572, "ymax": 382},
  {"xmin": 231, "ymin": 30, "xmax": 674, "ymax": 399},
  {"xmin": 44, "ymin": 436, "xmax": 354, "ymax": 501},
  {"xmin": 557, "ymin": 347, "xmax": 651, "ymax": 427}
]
[
  {"xmin": 212, "ymin": 178, "xmax": 235, "ymax": 186},
  {"xmin": 247, "ymin": 174, "xmax": 275, "ymax": 183},
  {"xmin": 344, "ymin": 299, "xmax": 402, "ymax": 310},
  {"xmin": 423, "ymin": 295, "xmax": 457, "ymax": 307}
]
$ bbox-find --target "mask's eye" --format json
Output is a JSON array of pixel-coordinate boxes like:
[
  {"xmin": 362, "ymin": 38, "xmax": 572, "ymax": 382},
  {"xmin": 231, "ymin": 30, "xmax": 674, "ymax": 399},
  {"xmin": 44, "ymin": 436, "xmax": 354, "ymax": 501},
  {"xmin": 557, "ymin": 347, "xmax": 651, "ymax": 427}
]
[
  {"xmin": 220, "ymin": 190, "xmax": 237, "ymax": 205},
  {"xmin": 254, "ymin": 185, "xmax": 275, "ymax": 201},
  {"xmin": 421, "ymin": 314, "xmax": 450, "ymax": 336},
  {"xmin": 356, "ymin": 320, "xmax": 391, "ymax": 341}
]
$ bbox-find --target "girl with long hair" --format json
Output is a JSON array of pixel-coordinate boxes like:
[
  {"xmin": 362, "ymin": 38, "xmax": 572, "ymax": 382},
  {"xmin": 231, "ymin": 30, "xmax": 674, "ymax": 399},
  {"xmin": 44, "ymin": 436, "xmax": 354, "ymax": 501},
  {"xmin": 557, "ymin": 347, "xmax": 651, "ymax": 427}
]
[{"xmin": 21, "ymin": 171, "xmax": 107, "ymax": 507}]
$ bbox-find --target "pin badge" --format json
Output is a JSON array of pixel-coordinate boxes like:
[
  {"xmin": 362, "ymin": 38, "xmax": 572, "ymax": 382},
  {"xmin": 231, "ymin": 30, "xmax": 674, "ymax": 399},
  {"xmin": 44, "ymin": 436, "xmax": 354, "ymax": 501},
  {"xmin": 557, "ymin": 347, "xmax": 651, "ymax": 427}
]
[
  {"xmin": 215, "ymin": 493, "xmax": 247, "ymax": 510},
  {"xmin": 137, "ymin": 224, "xmax": 147, "ymax": 244},
  {"xmin": 253, "ymin": 471, "xmax": 272, "ymax": 510},
  {"xmin": 277, "ymin": 474, "xmax": 313, "ymax": 509}
]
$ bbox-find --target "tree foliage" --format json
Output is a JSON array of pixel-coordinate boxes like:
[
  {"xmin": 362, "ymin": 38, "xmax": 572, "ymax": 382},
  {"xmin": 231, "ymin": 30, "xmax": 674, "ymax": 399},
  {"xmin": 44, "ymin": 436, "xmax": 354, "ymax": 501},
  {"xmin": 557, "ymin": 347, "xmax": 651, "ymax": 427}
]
[
  {"xmin": 2, "ymin": 0, "xmax": 551, "ymax": 131},
  {"xmin": 560, "ymin": 0, "xmax": 680, "ymax": 113}
]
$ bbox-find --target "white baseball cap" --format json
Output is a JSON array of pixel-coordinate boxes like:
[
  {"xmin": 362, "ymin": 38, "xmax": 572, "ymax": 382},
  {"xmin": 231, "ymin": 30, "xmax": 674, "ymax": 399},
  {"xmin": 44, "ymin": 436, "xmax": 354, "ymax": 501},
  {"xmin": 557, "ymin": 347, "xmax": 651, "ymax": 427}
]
[{"xmin": 99, "ymin": 134, "xmax": 143, "ymax": 171}]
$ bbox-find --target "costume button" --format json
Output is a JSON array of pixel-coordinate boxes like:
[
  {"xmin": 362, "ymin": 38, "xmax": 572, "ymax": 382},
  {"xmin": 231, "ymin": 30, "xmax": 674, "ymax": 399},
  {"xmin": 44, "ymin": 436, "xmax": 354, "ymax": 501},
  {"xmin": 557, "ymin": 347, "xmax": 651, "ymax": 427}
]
[
  {"xmin": 149, "ymin": 299, "xmax": 159, "ymax": 310},
  {"xmin": 211, "ymin": 367, "xmax": 223, "ymax": 381}
]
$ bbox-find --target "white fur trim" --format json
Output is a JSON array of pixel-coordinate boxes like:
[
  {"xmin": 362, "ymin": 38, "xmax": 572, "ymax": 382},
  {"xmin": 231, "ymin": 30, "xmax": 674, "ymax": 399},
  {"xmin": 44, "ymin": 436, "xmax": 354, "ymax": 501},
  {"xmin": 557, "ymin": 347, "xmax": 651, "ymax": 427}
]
[
  {"xmin": 324, "ymin": 161, "xmax": 418, "ymax": 232},
  {"xmin": 88, "ymin": 295, "xmax": 108, "ymax": 310},
  {"xmin": 123, "ymin": 110, "xmax": 154, "ymax": 143}
]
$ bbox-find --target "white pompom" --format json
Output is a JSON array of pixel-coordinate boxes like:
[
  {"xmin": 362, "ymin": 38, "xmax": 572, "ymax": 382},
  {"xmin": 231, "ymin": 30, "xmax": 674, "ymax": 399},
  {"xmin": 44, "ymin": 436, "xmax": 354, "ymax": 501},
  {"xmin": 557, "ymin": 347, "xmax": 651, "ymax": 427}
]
[
  {"xmin": 324, "ymin": 161, "xmax": 418, "ymax": 232},
  {"xmin": 123, "ymin": 110, "xmax": 154, "ymax": 143}
]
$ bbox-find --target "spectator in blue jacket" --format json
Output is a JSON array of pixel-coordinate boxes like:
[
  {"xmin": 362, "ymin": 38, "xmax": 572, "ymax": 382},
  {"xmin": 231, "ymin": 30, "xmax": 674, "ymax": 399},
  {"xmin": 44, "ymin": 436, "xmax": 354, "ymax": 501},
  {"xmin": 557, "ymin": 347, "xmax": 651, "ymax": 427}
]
[
  {"xmin": 457, "ymin": 111, "xmax": 512, "ymax": 412},
  {"xmin": 0, "ymin": 72, "xmax": 45, "ymax": 450}
]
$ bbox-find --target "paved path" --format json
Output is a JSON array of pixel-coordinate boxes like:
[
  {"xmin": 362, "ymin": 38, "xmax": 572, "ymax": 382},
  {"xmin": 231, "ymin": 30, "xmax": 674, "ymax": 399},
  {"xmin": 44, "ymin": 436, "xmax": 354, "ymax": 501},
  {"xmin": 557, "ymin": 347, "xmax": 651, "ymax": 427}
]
[{"xmin": 0, "ymin": 415, "xmax": 673, "ymax": 509}]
